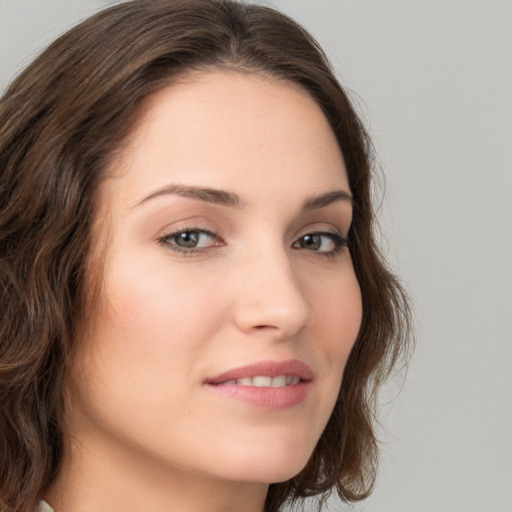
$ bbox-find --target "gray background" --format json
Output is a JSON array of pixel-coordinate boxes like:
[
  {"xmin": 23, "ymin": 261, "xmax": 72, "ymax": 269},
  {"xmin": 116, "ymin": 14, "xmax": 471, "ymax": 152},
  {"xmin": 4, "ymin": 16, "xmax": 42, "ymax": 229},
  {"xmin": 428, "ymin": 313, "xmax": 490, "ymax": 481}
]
[{"xmin": 1, "ymin": 1, "xmax": 511, "ymax": 511}]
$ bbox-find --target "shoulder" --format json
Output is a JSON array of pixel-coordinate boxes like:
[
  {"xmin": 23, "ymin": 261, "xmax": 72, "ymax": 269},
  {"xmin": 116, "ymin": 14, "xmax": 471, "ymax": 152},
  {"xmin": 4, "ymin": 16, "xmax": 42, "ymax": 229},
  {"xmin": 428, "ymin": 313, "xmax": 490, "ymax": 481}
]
[{"xmin": 38, "ymin": 501, "xmax": 55, "ymax": 512}]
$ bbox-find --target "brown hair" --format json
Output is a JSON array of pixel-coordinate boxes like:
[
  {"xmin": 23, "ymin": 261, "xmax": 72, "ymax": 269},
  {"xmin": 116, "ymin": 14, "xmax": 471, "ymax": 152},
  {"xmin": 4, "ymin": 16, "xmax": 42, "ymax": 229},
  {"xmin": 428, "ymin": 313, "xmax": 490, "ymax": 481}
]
[{"xmin": 0, "ymin": 1, "xmax": 412, "ymax": 511}]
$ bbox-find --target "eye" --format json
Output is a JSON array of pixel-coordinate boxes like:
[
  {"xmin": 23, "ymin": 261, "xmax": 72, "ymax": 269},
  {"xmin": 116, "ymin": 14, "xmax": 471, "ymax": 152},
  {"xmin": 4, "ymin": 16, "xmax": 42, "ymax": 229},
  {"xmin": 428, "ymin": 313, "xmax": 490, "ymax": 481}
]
[
  {"xmin": 292, "ymin": 231, "xmax": 349, "ymax": 256},
  {"xmin": 159, "ymin": 228, "xmax": 222, "ymax": 254}
]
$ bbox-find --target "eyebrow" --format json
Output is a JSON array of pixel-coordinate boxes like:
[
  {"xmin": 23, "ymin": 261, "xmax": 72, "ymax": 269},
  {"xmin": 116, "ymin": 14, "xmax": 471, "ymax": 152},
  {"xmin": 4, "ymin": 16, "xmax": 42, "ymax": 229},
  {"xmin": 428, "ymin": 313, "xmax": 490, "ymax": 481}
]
[
  {"xmin": 136, "ymin": 184, "xmax": 352, "ymax": 212},
  {"xmin": 301, "ymin": 189, "xmax": 353, "ymax": 212},
  {"xmin": 136, "ymin": 184, "xmax": 246, "ymax": 209}
]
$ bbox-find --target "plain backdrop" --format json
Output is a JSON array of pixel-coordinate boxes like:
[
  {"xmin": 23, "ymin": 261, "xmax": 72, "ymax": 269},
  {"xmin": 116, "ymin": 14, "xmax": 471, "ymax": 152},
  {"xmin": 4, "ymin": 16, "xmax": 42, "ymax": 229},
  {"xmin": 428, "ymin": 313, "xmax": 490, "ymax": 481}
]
[{"xmin": 1, "ymin": 1, "xmax": 511, "ymax": 511}]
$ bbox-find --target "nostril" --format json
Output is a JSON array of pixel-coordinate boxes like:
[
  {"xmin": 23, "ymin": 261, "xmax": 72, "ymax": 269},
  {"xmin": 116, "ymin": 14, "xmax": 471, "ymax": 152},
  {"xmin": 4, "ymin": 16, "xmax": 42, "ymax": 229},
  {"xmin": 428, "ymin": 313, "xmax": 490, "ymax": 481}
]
[{"xmin": 232, "ymin": 265, "xmax": 313, "ymax": 336}]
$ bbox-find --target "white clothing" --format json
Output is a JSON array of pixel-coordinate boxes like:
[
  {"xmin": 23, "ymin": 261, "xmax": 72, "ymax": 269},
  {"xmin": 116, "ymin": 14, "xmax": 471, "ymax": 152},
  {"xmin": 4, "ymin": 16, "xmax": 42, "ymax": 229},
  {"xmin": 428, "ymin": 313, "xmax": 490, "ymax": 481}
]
[{"xmin": 38, "ymin": 500, "xmax": 55, "ymax": 512}]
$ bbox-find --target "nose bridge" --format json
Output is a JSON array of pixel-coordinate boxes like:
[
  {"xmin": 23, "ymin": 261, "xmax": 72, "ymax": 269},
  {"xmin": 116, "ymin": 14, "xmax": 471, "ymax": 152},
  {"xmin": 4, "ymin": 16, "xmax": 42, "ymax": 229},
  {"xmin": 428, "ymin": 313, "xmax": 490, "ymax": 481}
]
[{"xmin": 233, "ymin": 239, "xmax": 313, "ymax": 337}]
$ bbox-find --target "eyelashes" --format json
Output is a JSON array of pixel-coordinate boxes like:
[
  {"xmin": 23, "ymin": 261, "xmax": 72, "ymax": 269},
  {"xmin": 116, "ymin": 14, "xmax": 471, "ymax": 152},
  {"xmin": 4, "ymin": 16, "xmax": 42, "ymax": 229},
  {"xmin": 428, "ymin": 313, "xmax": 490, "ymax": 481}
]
[
  {"xmin": 158, "ymin": 226, "xmax": 350, "ymax": 259},
  {"xmin": 160, "ymin": 229, "xmax": 221, "ymax": 253},
  {"xmin": 291, "ymin": 231, "xmax": 349, "ymax": 257}
]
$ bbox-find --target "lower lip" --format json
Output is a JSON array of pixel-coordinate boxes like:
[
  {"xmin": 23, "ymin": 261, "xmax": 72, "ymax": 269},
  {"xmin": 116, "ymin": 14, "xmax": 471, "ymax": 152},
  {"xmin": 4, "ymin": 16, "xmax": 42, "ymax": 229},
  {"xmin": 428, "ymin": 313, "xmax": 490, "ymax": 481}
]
[{"xmin": 206, "ymin": 382, "xmax": 310, "ymax": 409}]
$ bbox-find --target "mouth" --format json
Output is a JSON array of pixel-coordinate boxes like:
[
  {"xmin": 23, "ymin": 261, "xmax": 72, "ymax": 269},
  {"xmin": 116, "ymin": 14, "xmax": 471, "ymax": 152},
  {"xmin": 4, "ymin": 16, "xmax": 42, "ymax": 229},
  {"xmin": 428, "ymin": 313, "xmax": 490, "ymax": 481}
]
[
  {"xmin": 220, "ymin": 375, "xmax": 302, "ymax": 387},
  {"xmin": 204, "ymin": 359, "xmax": 313, "ymax": 409}
]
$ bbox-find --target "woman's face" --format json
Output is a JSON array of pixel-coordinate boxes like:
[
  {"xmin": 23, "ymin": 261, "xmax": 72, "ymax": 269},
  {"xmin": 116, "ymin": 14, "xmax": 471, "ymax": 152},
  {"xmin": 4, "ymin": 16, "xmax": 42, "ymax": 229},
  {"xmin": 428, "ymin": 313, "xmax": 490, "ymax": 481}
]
[{"xmin": 70, "ymin": 72, "xmax": 362, "ymax": 488}]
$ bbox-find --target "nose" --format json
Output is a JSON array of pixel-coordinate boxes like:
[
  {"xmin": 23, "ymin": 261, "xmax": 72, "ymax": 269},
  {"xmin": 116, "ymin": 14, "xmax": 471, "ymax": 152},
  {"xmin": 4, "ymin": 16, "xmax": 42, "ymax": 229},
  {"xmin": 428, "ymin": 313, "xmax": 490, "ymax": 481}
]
[{"xmin": 232, "ymin": 248, "xmax": 314, "ymax": 339}]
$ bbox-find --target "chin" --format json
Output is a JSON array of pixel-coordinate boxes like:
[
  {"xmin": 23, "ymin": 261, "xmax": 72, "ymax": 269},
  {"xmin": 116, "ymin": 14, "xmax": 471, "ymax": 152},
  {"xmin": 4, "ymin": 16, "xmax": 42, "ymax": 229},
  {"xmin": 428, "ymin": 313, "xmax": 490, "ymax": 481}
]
[
  {"xmin": 221, "ymin": 460, "xmax": 308, "ymax": 486},
  {"xmin": 210, "ymin": 433, "xmax": 317, "ymax": 485}
]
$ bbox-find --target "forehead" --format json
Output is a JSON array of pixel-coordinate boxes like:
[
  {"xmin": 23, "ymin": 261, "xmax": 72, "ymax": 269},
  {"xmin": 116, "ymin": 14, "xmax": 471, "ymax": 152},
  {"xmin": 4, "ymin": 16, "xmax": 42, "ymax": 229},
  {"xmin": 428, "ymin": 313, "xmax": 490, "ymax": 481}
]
[{"xmin": 104, "ymin": 70, "xmax": 348, "ymax": 207}]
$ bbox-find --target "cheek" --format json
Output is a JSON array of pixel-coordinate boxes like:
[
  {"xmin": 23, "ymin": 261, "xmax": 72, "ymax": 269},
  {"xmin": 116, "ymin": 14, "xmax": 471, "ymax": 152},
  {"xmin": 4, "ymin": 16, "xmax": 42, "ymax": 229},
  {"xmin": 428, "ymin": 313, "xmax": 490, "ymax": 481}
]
[
  {"xmin": 326, "ymin": 287, "xmax": 362, "ymax": 358},
  {"xmin": 68, "ymin": 256, "xmax": 222, "ymax": 440},
  {"xmin": 99, "ymin": 252, "xmax": 220, "ymax": 348},
  {"xmin": 82, "ymin": 252, "xmax": 237, "ymax": 407},
  {"xmin": 310, "ymin": 265, "xmax": 362, "ymax": 357},
  {"xmin": 300, "ymin": 262, "xmax": 362, "ymax": 410},
  {"xmin": 310, "ymin": 269, "xmax": 362, "ymax": 418}
]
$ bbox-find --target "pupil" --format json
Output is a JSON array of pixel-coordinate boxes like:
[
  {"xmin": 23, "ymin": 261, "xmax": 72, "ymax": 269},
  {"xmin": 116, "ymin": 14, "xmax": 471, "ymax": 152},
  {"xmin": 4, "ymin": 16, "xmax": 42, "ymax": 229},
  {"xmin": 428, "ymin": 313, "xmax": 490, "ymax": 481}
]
[
  {"xmin": 177, "ymin": 231, "xmax": 199, "ymax": 248},
  {"xmin": 302, "ymin": 234, "xmax": 320, "ymax": 250}
]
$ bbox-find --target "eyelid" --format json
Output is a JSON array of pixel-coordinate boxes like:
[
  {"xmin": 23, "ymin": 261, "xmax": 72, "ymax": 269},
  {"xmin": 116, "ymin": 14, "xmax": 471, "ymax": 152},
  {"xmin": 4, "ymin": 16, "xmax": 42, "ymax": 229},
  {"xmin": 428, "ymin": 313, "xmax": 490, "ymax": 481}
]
[
  {"xmin": 292, "ymin": 229, "xmax": 350, "ymax": 254},
  {"xmin": 158, "ymin": 226, "xmax": 224, "ymax": 255},
  {"xmin": 156, "ymin": 222, "xmax": 350, "ymax": 258}
]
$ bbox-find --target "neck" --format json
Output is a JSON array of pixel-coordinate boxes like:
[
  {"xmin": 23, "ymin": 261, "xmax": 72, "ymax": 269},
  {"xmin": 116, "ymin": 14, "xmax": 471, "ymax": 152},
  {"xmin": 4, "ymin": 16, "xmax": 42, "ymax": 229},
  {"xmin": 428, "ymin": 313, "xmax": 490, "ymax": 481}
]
[{"xmin": 43, "ymin": 434, "xmax": 268, "ymax": 512}]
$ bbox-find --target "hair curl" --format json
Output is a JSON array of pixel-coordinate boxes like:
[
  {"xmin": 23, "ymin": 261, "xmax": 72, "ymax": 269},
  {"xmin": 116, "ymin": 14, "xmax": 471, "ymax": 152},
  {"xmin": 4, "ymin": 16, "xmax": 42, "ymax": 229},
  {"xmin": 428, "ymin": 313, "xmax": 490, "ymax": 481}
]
[{"xmin": 0, "ymin": 1, "xmax": 412, "ymax": 511}]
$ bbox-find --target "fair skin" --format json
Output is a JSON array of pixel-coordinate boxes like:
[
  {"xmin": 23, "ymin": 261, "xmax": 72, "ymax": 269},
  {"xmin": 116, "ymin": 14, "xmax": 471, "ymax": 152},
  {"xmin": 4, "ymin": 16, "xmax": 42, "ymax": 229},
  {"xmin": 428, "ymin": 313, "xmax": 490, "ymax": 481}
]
[{"xmin": 44, "ymin": 71, "xmax": 362, "ymax": 512}]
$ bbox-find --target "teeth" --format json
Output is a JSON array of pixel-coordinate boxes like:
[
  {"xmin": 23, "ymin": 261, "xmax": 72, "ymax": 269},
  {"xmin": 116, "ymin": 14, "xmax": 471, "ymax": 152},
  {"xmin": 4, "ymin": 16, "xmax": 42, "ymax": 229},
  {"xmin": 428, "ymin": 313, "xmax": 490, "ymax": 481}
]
[
  {"xmin": 252, "ymin": 376, "xmax": 272, "ymax": 387},
  {"xmin": 271, "ymin": 376, "xmax": 287, "ymax": 387},
  {"xmin": 228, "ymin": 375, "xmax": 300, "ymax": 387}
]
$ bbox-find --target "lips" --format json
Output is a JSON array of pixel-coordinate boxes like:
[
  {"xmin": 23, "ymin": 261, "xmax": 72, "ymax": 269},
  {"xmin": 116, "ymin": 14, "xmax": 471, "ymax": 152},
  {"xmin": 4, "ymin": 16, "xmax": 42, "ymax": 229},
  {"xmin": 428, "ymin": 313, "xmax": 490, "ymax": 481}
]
[
  {"xmin": 205, "ymin": 359, "xmax": 313, "ymax": 409},
  {"xmin": 205, "ymin": 359, "xmax": 313, "ymax": 385},
  {"xmin": 221, "ymin": 375, "xmax": 301, "ymax": 387}
]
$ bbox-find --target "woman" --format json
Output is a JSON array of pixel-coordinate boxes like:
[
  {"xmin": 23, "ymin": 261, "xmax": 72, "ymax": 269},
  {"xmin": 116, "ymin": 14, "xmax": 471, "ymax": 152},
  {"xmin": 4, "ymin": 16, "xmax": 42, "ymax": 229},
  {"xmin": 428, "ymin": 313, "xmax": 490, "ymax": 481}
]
[{"xmin": 0, "ymin": 1, "xmax": 411, "ymax": 511}]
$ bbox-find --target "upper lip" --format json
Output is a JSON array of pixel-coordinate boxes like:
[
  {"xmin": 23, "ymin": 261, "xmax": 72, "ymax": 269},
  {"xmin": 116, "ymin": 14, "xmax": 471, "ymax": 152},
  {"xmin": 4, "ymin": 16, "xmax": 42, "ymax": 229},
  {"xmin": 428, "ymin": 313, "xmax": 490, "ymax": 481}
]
[{"xmin": 205, "ymin": 359, "xmax": 314, "ymax": 384}]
